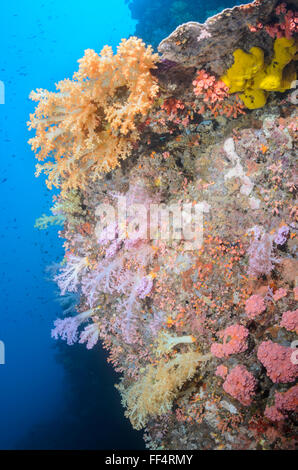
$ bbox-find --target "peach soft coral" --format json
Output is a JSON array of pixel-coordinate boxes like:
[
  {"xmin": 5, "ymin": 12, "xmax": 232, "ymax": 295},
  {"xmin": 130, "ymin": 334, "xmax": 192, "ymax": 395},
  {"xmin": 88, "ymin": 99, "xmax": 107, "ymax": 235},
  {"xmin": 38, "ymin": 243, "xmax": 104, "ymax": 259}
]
[{"xmin": 28, "ymin": 37, "xmax": 159, "ymax": 192}]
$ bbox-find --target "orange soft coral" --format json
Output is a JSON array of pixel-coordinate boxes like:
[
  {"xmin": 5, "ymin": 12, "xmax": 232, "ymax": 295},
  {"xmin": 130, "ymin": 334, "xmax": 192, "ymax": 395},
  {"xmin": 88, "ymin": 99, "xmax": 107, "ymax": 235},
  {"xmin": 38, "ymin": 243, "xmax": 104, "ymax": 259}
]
[{"xmin": 28, "ymin": 38, "xmax": 159, "ymax": 192}]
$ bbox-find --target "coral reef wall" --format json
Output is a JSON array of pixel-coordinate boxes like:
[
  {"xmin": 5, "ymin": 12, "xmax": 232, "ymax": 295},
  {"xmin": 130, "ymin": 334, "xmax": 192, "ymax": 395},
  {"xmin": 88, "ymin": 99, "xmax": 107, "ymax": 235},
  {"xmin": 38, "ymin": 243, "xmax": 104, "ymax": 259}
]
[{"xmin": 29, "ymin": 1, "xmax": 298, "ymax": 450}]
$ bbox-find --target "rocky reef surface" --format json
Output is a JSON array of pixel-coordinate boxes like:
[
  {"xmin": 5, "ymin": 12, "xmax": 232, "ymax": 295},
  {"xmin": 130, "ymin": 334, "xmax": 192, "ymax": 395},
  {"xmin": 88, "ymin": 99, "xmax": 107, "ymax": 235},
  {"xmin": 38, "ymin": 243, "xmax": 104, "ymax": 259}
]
[{"xmin": 30, "ymin": 0, "xmax": 297, "ymax": 450}]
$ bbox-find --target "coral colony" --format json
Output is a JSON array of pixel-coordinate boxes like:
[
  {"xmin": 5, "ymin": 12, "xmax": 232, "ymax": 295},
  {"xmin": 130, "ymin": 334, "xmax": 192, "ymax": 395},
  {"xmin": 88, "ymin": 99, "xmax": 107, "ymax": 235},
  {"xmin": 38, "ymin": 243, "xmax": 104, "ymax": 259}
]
[{"xmin": 28, "ymin": 1, "xmax": 298, "ymax": 450}]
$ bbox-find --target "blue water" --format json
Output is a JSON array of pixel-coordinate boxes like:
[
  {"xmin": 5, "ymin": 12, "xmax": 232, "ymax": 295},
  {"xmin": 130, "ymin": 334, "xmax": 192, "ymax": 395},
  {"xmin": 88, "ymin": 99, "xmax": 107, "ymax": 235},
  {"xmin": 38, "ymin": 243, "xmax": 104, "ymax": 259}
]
[
  {"xmin": 0, "ymin": 0, "xmax": 242, "ymax": 450},
  {"xmin": 0, "ymin": 0, "xmax": 142, "ymax": 450}
]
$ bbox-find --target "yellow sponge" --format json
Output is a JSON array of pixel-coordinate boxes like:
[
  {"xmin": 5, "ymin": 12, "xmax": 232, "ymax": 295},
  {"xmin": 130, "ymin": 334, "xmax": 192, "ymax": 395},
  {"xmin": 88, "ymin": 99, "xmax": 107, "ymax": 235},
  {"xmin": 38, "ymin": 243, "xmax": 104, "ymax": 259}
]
[
  {"xmin": 221, "ymin": 47, "xmax": 264, "ymax": 93},
  {"xmin": 221, "ymin": 38, "xmax": 297, "ymax": 109}
]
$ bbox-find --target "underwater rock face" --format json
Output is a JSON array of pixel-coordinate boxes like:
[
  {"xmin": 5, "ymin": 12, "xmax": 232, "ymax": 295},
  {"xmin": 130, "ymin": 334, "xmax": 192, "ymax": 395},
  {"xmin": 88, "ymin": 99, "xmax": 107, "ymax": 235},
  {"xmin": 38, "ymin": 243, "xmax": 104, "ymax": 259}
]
[
  {"xmin": 29, "ymin": 0, "xmax": 297, "ymax": 450},
  {"xmin": 158, "ymin": 0, "xmax": 297, "ymax": 75}
]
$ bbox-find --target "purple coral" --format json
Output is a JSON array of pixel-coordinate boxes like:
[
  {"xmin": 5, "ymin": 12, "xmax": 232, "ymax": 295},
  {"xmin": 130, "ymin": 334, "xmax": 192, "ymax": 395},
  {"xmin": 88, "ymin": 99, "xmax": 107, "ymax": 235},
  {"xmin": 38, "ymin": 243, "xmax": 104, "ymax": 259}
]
[
  {"xmin": 81, "ymin": 183, "xmax": 159, "ymax": 344},
  {"xmin": 137, "ymin": 275, "xmax": 154, "ymax": 299},
  {"xmin": 54, "ymin": 254, "xmax": 87, "ymax": 295},
  {"xmin": 79, "ymin": 323, "xmax": 100, "ymax": 349},
  {"xmin": 274, "ymin": 225, "xmax": 289, "ymax": 246},
  {"xmin": 149, "ymin": 309, "xmax": 166, "ymax": 336},
  {"xmin": 51, "ymin": 309, "xmax": 94, "ymax": 346},
  {"xmin": 247, "ymin": 227, "xmax": 278, "ymax": 278},
  {"xmin": 51, "ymin": 317, "xmax": 80, "ymax": 346}
]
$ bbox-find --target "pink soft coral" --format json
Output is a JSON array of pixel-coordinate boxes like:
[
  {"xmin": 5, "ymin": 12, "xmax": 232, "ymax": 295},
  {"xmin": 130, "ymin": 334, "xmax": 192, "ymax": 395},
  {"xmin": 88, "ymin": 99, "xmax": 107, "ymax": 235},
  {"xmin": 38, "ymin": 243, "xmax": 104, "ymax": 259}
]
[
  {"xmin": 265, "ymin": 384, "xmax": 298, "ymax": 421},
  {"xmin": 79, "ymin": 323, "xmax": 100, "ymax": 349},
  {"xmin": 257, "ymin": 340, "xmax": 298, "ymax": 383},
  {"xmin": 211, "ymin": 324, "xmax": 249, "ymax": 358},
  {"xmin": 280, "ymin": 309, "xmax": 298, "ymax": 334},
  {"xmin": 82, "ymin": 183, "xmax": 159, "ymax": 343},
  {"xmin": 51, "ymin": 309, "xmax": 94, "ymax": 346},
  {"xmin": 215, "ymin": 364, "xmax": 228, "ymax": 379},
  {"xmin": 245, "ymin": 294, "xmax": 266, "ymax": 319},
  {"xmin": 223, "ymin": 365, "xmax": 257, "ymax": 406},
  {"xmin": 273, "ymin": 288, "xmax": 287, "ymax": 301},
  {"xmin": 264, "ymin": 404, "xmax": 285, "ymax": 421}
]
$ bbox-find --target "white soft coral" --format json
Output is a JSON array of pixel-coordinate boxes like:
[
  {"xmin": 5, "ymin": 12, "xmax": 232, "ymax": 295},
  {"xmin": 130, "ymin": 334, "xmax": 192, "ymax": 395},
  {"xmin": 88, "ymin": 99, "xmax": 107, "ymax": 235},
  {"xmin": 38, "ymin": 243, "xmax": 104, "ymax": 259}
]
[{"xmin": 55, "ymin": 254, "xmax": 88, "ymax": 295}]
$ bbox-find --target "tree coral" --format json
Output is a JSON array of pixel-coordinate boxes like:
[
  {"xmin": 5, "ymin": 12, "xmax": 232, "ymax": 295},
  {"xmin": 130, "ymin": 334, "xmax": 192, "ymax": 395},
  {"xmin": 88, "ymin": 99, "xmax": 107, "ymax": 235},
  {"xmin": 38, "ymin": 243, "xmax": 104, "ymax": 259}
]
[
  {"xmin": 35, "ymin": 190, "xmax": 87, "ymax": 229},
  {"xmin": 51, "ymin": 309, "xmax": 95, "ymax": 346},
  {"xmin": 54, "ymin": 253, "xmax": 89, "ymax": 296},
  {"xmin": 116, "ymin": 351, "xmax": 211, "ymax": 430},
  {"xmin": 28, "ymin": 38, "xmax": 159, "ymax": 192}
]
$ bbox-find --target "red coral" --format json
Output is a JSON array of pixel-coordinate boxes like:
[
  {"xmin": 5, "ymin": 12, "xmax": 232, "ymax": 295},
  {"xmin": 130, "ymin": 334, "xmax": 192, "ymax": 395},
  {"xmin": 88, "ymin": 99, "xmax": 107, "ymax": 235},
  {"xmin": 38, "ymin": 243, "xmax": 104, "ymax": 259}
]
[
  {"xmin": 265, "ymin": 4, "xmax": 298, "ymax": 39},
  {"xmin": 257, "ymin": 341, "xmax": 298, "ymax": 383},
  {"xmin": 223, "ymin": 365, "xmax": 257, "ymax": 406},
  {"xmin": 211, "ymin": 324, "xmax": 249, "ymax": 358},
  {"xmin": 192, "ymin": 70, "xmax": 245, "ymax": 119},
  {"xmin": 161, "ymin": 98, "xmax": 185, "ymax": 116},
  {"xmin": 245, "ymin": 294, "xmax": 266, "ymax": 319},
  {"xmin": 193, "ymin": 71, "xmax": 220, "ymax": 96}
]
